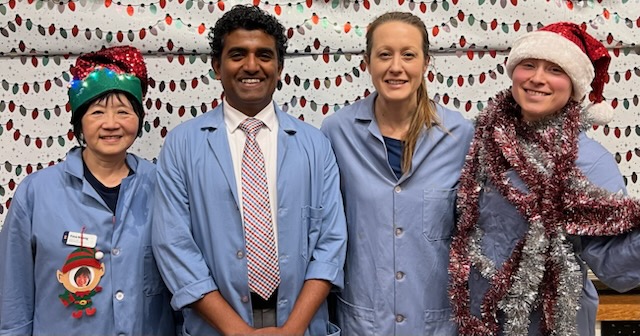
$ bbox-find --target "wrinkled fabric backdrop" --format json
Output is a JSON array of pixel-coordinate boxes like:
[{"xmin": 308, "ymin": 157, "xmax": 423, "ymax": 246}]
[{"xmin": 1, "ymin": 0, "xmax": 639, "ymax": 228}]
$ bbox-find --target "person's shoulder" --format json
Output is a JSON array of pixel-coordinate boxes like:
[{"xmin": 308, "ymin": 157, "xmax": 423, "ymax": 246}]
[
  {"xmin": 434, "ymin": 104, "xmax": 475, "ymax": 144},
  {"xmin": 128, "ymin": 153, "xmax": 156, "ymax": 173},
  {"xmin": 578, "ymin": 132, "xmax": 610, "ymax": 156},
  {"xmin": 164, "ymin": 107, "xmax": 223, "ymax": 141},
  {"xmin": 435, "ymin": 103, "xmax": 473, "ymax": 128},
  {"xmin": 323, "ymin": 96, "xmax": 371, "ymax": 125},
  {"xmin": 21, "ymin": 164, "xmax": 61, "ymax": 183},
  {"xmin": 277, "ymin": 111, "xmax": 332, "ymax": 151},
  {"xmin": 577, "ymin": 131, "xmax": 625, "ymax": 192},
  {"xmin": 11, "ymin": 160, "xmax": 66, "ymax": 200},
  {"xmin": 124, "ymin": 154, "xmax": 157, "ymax": 192},
  {"xmin": 321, "ymin": 96, "xmax": 374, "ymax": 140},
  {"xmin": 281, "ymin": 112, "xmax": 325, "ymax": 137},
  {"xmin": 576, "ymin": 132, "xmax": 617, "ymax": 170},
  {"xmin": 324, "ymin": 102, "xmax": 357, "ymax": 123}
]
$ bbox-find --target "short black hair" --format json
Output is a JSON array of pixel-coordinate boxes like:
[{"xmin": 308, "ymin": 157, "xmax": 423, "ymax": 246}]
[
  {"xmin": 208, "ymin": 5, "xmax": 287, "ymax": 69},
  {"xmin": 74, "ymin": 267, "xmax": 91, "ymax": 279},
  {"xmin": 71, "ymin": 91, "xmax": 144, "ymax": 145}
]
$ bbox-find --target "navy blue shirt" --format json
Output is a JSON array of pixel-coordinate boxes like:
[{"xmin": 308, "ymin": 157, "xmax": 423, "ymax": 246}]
[
  {"xmin": 83, "ymin": 161, "xmax": 132, "ymax": 214},
  {"xmin": 383, "ymin": 136, "xmax": 403, "ymax": 179}
]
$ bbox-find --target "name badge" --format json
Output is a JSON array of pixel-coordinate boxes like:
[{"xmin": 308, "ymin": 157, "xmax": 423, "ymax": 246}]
[{"xmin": 62, "ymin": 231, "xmax": 97, "ymax": 248}]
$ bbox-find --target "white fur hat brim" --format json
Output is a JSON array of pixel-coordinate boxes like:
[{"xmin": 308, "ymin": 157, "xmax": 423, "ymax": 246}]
[
  {"xmin": 505, "ymin": 31, "xmax": 595, "ymax": 102},
  {"xmin": 584, "ymin": 102, "xmax": 614, "ymax": 125}
]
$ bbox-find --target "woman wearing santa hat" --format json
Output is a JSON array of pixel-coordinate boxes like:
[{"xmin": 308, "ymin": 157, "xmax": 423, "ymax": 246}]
[
  {"xmin": 448, "ymin": 22, "xmax": 640, "ymax": 336},
  {"xmin": 0, "ymin": 46, "xmax": 177, "ymax": 335}
]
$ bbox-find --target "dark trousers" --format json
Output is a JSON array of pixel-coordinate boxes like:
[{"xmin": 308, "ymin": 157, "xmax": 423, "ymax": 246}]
[
  {"xmin": 252, "ymin": 308, "xmax": 276, "ymax": 328},
  {"xmin": 251, "ymin": 290, "xmax": 277, "ymax": 328}
]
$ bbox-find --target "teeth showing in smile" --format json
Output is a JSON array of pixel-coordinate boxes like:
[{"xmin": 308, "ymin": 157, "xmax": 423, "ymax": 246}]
[
  {"xmin": 525, "ymin": 89, "xmax": 548, "ymax": 96},
  {"xmin": 386, "ymin": 80, "xmax": 406, "ymax": 85},
  {"xmin": 242, "ymin": 79, "xmax": 261, "ymax": 83}
]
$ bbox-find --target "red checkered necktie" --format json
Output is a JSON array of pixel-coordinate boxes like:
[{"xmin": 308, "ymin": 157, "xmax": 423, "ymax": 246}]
[{"xmin": 239, "ymin": 117, "xmax": 280, "ymax": 300}]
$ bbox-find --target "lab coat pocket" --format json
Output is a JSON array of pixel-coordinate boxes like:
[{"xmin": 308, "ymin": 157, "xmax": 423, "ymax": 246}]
[
  {"xmin": 301, "ymin": 205, "xmax": 324, "ymax": 261},
  {"xmin": 336, "ymin": 295, "xmax": 375, "ymax": 335},
  {"xmin": 423, "ymin": 189, "xmax": 456, "ymax": 241},
  {"xmin": 326, "ymin": 321, "xmax": 341, "ymax": 336},
  {"xmin": 181, "ymin": 323, "xmax": 192, "ymax": 336},
  {"xmin": 424, "ymin": 308, "xmax": 457, "ymax": 336},
  {"xmin": 144, "ymin": 246, "xmax": 165, "ymax": 296}
]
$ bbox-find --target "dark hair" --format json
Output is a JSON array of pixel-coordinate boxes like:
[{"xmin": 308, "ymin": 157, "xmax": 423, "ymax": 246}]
[
  {"xmin": 71, "ymin": 90, "xmax": 144, "ymax": 145},
  {"xmin": 74, "ymin": 267, "xmax": 91, "ymax": 284},
  {"xmin": 365, "ymin": 12, "xmax": 438, "ymax": 173},
  {"xmin": 208, "ymin": 5, "xmax": 287, "ymax": 69}
]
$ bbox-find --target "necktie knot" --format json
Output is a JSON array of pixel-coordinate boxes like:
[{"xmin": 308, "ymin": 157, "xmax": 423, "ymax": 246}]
[{"xmin": 239, "ymin": 118, "xmax": 264, "ymax": 138}]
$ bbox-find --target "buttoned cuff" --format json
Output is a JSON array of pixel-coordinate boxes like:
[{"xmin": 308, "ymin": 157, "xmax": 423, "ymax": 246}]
[
  {"xmin": 305, "ymin": 260, "xmax": 344, "ymax": 289},
  {"xmin": 170, "ymin": 277, "xmax": 217, "ymax": 310}
]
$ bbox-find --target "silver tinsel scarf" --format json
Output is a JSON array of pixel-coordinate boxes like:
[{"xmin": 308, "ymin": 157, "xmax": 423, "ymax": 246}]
[{"xmin": 449, "ymin": 90, "xmax": 640, "ymax": 335}]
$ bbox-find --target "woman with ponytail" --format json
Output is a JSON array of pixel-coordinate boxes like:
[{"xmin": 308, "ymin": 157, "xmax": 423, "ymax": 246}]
[{"xmin": 321, "ymin": 12, "xmax": 474, "ymax": 335}]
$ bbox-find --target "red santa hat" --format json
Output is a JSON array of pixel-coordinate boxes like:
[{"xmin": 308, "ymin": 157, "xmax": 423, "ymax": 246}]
[{"xmin": 505, "ymin": 22, "xmax": 613, "ymax": 125}]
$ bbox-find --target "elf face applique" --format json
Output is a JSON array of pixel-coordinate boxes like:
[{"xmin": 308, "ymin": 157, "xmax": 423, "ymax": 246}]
[{"xmin": 56, "ymin": 247, "xmax": 105, "ymax": 319}]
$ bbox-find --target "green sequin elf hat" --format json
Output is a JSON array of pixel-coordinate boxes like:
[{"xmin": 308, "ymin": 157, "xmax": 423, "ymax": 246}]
[{"xmin": 68, "ymin": 46, "xmax": 148, "ymax": 116}]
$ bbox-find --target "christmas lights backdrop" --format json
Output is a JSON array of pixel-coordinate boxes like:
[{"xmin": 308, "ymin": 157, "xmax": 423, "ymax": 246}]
[{"xmin": 1, "ymin": 0, "xmax": 639, "ymax": 227}]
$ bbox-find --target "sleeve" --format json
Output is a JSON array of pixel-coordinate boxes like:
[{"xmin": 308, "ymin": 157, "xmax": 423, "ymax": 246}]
[
  {"xmin": 151, "ymin": 132, "xmax": 217, "ymax": 310},
  {"xmin": 582, "ymin": 231, "xmax": 640, "ymax": 292},
  {"xmin": 0, "ymin": 185, "xmax": 35, "ymax": 335},
  {"xmin": 578, "ymin": 150, "xmax": 640, "ymax": 293},
  {"xmin": 304, "ymin": 138, "xmax": 348, "ymax": 289},
  {"xmin": 319, "ymin": 115, "xmax": 332, "ymax": 137}
]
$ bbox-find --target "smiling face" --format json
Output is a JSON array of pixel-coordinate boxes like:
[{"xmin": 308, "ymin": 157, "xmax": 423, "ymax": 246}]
[
  {"xmin": 365, "ymin": 21, "xmax": 428, "ymax": 110},
  {"xmin": 80, "ymin": 93, "xmax": 140, "ymax": 163},
  {"xmin": 75, "ymin": 270, "xmax": 90, "ymax": 287},
  {"xmin": 57, "ymin": 264, "xmax": 105, "ymax": 293},
  {"xmin": 511, "ymin": 58, "xmax": 573, "ymax": 122},
  {"xmin": 213, "ymin": 29, "xmax": 282, "ymax": 117}
]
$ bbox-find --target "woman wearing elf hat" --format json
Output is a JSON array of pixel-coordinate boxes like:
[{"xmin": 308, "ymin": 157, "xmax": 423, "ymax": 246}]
[
  {"xmin": 449, "ymin": 22, "xmax": 640, "ymax": 335},
  {"xmin": 0, "ymin": 46, "xmax": 177, "ymax": 335}
]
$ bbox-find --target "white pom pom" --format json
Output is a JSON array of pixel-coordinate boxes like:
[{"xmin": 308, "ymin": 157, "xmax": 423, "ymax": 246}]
[
  {"xmin": 95, "ymin": 251, "xmax": 104, "ymax": 260},
  {"xmin": 584, "ymin": 102, "xmax": 614, "ymax": 125}
]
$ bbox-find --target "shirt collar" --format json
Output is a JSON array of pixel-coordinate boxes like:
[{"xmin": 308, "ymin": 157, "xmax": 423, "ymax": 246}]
[{"xmin": 223, "ymin": 98, "xmax": 277, "ymax": 134}]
